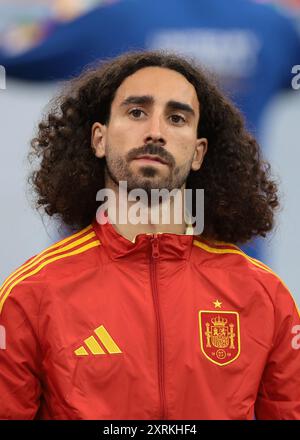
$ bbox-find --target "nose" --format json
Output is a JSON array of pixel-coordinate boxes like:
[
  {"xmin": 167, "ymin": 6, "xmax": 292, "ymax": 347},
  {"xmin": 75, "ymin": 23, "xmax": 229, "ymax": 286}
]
[{"xmin": 143, "ymin": 114, "xmax": 166, "ymax": 147}]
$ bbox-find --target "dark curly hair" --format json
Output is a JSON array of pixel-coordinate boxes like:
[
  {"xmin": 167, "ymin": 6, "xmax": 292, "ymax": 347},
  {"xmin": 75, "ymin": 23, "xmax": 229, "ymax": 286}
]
[{"xmin": 29, "ymin": 50, "xmax": 279, "ymax": 244}]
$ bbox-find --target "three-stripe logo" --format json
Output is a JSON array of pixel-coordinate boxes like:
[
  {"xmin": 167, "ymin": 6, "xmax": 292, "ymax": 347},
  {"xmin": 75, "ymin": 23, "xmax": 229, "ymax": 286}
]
[{"xmin": 74, "ymin": 325, "xmax": 122, "ymax": 356}]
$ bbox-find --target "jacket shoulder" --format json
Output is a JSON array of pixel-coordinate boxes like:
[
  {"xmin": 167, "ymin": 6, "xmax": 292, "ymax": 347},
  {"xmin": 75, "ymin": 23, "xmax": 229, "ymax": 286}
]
[
  {"xmin": 193, "ymin": 236, "xmax": 277, "ymax": 278},
  {"xmin": 192, "ymin": 236, "xmax": 299, "ymax": 316},
  {"xmin": 0, "ymin": 225, "xmax": 100, "ymax": 314}
]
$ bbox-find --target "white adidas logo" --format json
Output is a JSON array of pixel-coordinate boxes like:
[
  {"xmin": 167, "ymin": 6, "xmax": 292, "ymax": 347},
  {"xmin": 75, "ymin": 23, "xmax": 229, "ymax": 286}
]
[{"xmin": 0, "ymin": 325, "xmax": 6, "ymax": 350}]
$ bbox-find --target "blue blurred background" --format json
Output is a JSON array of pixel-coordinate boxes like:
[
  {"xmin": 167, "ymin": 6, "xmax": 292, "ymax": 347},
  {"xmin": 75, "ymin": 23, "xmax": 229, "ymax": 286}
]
[{"xmin": 0, "ymin": 0, "xmax": 299, "ymax": 306}]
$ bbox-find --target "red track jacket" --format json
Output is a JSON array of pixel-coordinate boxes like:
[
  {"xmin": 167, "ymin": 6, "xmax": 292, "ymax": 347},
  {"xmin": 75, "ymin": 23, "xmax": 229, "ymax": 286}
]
[{"xmin": 0, "ymin": 219, "xmax": 300, "ymax": 420}]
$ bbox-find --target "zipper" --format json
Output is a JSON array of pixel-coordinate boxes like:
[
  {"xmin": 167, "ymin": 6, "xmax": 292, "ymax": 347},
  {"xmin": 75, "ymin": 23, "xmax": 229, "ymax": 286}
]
[{"xmin": 149, "ymin": 234, "xmax": 167, "ymax": 419}]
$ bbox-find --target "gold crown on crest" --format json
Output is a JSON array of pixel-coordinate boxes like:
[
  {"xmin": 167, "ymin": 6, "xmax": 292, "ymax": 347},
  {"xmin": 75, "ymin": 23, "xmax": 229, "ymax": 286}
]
[{"xmin": 211, "ymin": 315, "xmax": 227, "ymax": 326}]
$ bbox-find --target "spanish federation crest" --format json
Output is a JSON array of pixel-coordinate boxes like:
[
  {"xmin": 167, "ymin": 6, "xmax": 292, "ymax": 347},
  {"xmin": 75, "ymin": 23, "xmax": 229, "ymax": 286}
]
[{"xmin": 199, "ymin": 310, "xmax": 240, "ymax": 366}]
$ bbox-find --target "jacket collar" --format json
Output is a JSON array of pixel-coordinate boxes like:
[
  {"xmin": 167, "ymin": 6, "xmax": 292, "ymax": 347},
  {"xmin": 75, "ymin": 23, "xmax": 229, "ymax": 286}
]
[{"xmin": 92, "ymin": 215, "xmax": 194, "ymax": 261}]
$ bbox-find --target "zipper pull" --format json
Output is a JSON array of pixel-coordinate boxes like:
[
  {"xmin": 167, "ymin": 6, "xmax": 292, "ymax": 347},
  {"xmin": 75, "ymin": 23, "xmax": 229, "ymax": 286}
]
[{"xmin": 151, "ymin": 234, "xmax": 160, "ymax": 259}]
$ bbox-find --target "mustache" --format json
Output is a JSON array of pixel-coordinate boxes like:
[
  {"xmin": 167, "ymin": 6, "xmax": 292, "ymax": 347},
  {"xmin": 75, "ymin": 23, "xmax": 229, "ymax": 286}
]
[{"xmin": 126, "ymin": 143, "xmax": 175, "ymax": 167}]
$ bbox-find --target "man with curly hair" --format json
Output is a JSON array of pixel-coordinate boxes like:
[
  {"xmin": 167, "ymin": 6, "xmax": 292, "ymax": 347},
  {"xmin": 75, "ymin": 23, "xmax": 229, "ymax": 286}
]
[{"xmin": 0, "ymin": 51, "xmax": 299, "ymax": 420}]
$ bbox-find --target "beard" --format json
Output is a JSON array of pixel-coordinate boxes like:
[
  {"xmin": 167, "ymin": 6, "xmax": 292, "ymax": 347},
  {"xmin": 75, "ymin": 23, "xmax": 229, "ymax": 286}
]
[{"xmin": 104, "ymin": 142, "xmax": 193, "ymax": 195}]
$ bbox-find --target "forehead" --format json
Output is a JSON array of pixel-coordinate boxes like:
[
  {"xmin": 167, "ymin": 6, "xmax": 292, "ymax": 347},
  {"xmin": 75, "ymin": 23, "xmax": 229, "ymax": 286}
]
[{"xmin": 112, "ymin": 66, "xmax": 199, "ymax": 113}]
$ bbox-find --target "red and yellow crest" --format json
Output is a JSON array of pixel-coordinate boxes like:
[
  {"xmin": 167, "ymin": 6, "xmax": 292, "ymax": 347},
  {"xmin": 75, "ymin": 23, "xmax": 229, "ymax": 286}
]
[{"xmin": 199, "ymin": 310, "xmax": 240, "ymax": 366}]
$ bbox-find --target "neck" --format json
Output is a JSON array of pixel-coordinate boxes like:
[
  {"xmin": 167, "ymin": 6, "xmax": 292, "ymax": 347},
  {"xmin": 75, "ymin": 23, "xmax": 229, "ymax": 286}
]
[{"xmin": 103, "ymin": 178, "xmax": 187, "ymax": 242}]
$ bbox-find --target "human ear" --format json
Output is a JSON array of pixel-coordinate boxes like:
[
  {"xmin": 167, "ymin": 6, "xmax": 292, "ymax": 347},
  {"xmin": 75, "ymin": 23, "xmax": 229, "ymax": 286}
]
[
  {"xmin": 91, "ymin": 122, "xmax": 107, "ymax": 158},
  {"xmin": 191, "ymin": 138, "xmax": 208, "ymax": 171}
]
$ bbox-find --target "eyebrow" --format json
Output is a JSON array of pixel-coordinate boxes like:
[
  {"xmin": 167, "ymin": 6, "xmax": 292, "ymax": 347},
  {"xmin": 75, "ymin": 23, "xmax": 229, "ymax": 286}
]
[{"xmin": 120, "ymin": 95, "xmax": 196, "ymax": 117}]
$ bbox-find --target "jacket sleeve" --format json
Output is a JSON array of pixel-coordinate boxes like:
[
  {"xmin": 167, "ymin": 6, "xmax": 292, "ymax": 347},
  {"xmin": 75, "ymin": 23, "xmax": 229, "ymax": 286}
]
[
  {"xmin": 0, "ymin": 283, "xmax": 42, "ymax": 419},
  {"xmin": 255, "ymin": 282, "xmax": 300, "ymax": 419}
]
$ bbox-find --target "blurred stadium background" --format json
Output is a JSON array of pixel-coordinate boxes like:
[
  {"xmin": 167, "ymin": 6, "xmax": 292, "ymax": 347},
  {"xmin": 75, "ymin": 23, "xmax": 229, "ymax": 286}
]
[{"xmin": 0, "ymin": 0, "xmax": 299, "ymax": 306}]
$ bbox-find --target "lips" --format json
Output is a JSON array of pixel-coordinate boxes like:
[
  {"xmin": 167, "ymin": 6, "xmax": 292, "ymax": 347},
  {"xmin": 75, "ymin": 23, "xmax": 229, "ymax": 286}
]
[{"xmin": 133, "ymin": 155, "xmax": 168, "ymax": 165}]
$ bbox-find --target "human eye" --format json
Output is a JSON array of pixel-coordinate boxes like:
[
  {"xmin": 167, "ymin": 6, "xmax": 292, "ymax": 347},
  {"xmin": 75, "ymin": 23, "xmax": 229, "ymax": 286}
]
[
  {"xmin": 169, "ymin": 114, "xmax": 186, "ymax": 125},
  {"xmin": 128, "ymin": 108, "xmax": 146, "ymax": 119}
]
